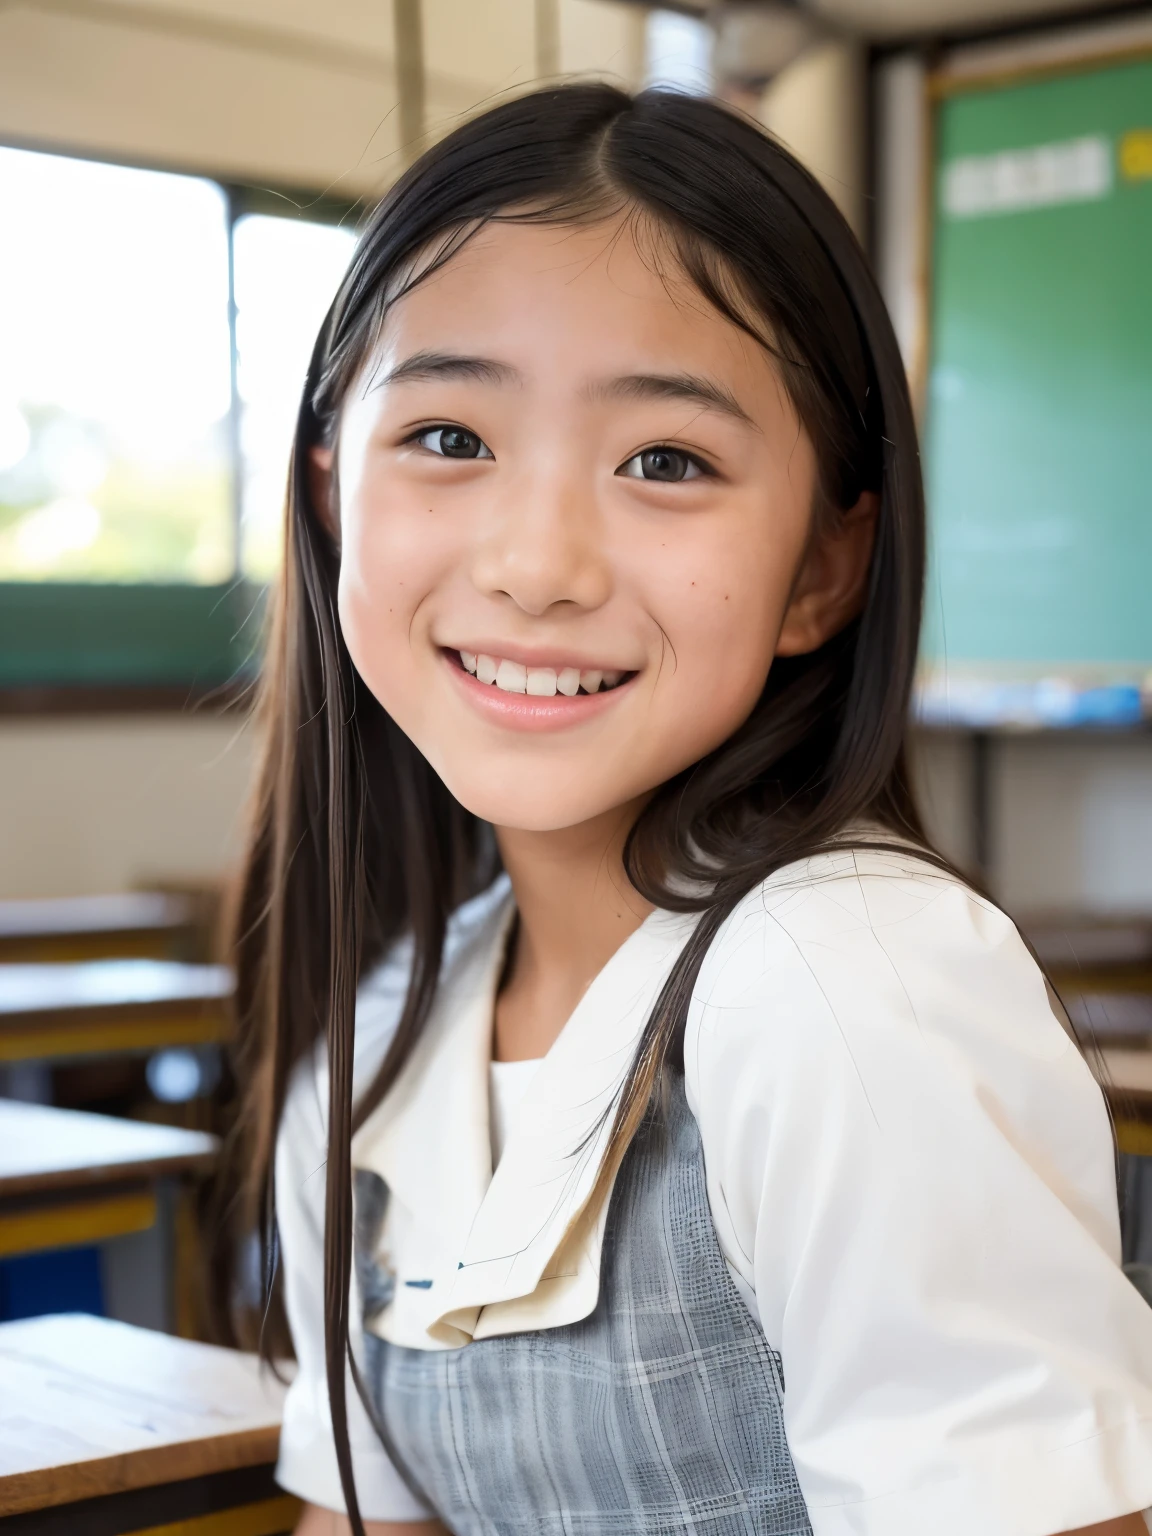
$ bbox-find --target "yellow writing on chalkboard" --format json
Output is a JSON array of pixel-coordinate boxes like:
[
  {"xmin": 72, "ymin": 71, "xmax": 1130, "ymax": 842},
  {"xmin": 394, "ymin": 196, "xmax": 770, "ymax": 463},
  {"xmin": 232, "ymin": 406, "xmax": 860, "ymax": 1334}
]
[{"xmin": 1120, "ymin": 130, "xmax": 1152, "ymax": 181}]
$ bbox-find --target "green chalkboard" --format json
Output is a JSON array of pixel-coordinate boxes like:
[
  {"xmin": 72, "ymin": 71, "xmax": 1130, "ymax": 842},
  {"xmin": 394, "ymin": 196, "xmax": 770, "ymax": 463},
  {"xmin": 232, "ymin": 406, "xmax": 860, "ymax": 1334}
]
[{"xmin": 923, "ymin": 53, "xmax": 1152, "ymax": 683}]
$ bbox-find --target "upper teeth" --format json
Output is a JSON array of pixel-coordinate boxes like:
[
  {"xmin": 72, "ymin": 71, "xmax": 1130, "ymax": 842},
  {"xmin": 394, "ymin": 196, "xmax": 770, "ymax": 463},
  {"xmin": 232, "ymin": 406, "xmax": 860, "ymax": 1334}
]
[{"xmin": 459, "ymin": 652, "xmax": 623, "ymax": 696}]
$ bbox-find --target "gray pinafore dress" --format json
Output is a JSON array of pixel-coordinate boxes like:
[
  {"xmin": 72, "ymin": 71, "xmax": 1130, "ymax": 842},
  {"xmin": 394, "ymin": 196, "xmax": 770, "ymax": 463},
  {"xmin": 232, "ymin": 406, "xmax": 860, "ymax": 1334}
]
[{"xmin": 355, "ymin": 1073, "xmax": 813, "ymax": 1535}]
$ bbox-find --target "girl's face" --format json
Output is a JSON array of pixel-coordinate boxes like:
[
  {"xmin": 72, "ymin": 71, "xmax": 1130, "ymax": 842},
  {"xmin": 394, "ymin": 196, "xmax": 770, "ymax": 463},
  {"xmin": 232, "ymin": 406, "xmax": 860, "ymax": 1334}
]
[{"xmin": 332, "ymin": 218, "xmax": 873, "ymax": 832}]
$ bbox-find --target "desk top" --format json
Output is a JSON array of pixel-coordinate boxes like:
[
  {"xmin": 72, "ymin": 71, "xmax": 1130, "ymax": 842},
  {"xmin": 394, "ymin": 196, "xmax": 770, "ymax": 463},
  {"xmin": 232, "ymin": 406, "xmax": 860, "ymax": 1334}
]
[
  {"xmin": 0, "ymin": 1101, "xmax": 217, "ymax": 1197},
  {"xmin": 1021, "ymin": 914, "xmax": 1152, "ymax": 1003},
  {"xmin": 1065, "ymin": 992, "xmax": 1152, "ymax": 1048},
  {"xmin": 1022, "ymin": 915, "xmax": 1152, "ymax": 971},
  {"xmin": 0, "ymin": 960, "xmax": 233, "ymax": 1021},
  {"xmin": 0, "ymin": 1314, "xmax": 288, "ymax": 1516},
  {"xmin": 0, "ymin": 894, "xmax": 196, "ymax": 943}
]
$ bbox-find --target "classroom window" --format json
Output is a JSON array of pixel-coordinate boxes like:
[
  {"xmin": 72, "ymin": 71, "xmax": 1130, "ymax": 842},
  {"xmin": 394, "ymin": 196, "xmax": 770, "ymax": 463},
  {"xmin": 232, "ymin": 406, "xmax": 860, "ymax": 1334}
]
[
  {"xmin": 0, "ymin": 149, "xmax": 234, "ymax": 584},
  {"xmin": 645, "ymin": 10, "xmax": 713, "ymax": 92},
  {"xmin": 233, "ymin": 214, "xmax": 358, "ymax": 581},
  {"xmin": 0, "ymin": 146, "xmax": 359, "ymax": 692}
]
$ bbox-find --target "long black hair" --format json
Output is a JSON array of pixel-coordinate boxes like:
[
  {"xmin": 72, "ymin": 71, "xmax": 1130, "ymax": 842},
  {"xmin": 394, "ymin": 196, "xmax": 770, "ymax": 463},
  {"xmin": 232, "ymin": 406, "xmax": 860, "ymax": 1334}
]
[{"xmin": 212, "ymin": 83, "xmax": 936, "ymax": 1535}]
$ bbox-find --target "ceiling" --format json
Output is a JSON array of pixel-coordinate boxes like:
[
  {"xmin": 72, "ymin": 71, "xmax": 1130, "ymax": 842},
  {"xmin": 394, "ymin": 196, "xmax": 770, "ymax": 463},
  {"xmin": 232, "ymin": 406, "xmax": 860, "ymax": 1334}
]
[
  {"xmin": 0, "ymin": 0, "xmax": 1135, "ymax": 195},
  {"xmin": 0, "ymin": 0, "xmax": 645, "ymax": 193},
  {"xmin": 806, "ymin": 0, "xmax": 1131, "ymax": 38},
  {"xmin": 676, "ymin": 0, "xmax": 1134, "ymax": 38}
]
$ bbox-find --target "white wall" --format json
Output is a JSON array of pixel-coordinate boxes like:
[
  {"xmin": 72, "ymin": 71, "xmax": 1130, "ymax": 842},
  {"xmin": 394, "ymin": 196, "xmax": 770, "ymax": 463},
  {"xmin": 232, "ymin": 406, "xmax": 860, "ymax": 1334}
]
[
  {"xmin": 759, "ymin": 39, "xmax": 867, "ymax": 236},
  {"xmin": 995, "ymin": 737, "xmax": 1152, "ymax": 914},
  {"xmin": 5, "ymin": 710, "xmax": 1148, "ymax": 913},
  {"xmin": 0, "ymin": 715, "xmax": 256, "ymax": 897},
  {"xmin": 912, "ymin": 731, "xmax": 1152, "ymax": 916}
]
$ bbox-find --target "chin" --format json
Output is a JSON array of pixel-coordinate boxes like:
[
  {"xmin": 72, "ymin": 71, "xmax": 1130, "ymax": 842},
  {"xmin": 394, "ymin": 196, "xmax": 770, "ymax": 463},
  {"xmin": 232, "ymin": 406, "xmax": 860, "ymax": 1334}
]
[{"xmin": 436, "ymin": 769, "xmax": 622, "ymax": 833}]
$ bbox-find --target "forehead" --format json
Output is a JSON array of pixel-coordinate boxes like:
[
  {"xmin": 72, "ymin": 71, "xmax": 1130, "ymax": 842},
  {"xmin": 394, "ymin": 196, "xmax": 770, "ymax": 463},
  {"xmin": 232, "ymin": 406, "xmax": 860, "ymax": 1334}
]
[{"xmin": 376, "ymin": 216, "xmax": 775, "ymax": 386}]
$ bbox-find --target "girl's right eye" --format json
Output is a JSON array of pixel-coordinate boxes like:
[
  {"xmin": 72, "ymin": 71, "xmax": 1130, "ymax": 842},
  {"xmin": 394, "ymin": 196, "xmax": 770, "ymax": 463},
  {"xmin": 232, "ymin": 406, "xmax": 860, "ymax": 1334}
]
[{"xmin": 411, "ymin": 426, "xmax": 494, "ymax": 460}]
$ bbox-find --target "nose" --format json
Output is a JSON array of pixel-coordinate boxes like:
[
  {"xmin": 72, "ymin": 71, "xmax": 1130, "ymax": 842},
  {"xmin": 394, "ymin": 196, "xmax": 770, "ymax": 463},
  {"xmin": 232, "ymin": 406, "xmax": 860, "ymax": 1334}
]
[{"xmin": 469, "ymin": 461, "xmax": 612, "ymax": 616}]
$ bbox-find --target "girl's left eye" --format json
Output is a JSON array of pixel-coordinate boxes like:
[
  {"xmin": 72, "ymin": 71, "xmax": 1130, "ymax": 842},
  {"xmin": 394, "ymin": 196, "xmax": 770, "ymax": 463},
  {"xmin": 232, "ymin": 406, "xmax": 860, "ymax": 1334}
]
[
  {"xmin": 413, "ymin": 426, "xmax": 494, "ymax": 460},
  {"xmin": 617, "ymin": 447, "xmax": 709, "ymax": 483}
]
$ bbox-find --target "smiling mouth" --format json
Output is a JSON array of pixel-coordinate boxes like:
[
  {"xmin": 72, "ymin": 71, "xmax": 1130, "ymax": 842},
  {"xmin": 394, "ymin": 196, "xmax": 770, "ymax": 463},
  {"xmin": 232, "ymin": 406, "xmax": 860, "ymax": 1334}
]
[{"xmin": 451, "ymin": 650, "xmax": 634, "ymax": 697}]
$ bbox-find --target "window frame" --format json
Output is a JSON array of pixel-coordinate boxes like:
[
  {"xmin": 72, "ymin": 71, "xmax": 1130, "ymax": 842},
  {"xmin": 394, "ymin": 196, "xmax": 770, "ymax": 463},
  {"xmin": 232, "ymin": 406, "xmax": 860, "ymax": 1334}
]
[{"xmin": 0, "ymin": 143, "xmax": 362, "ymax": 714}]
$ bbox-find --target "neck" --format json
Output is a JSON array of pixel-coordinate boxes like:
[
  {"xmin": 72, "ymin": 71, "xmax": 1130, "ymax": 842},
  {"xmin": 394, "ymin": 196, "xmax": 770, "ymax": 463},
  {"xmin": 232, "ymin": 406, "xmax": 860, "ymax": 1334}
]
[{"xmin": 492, "ymin": 798, "xmax": 654, "ymax": 1062}]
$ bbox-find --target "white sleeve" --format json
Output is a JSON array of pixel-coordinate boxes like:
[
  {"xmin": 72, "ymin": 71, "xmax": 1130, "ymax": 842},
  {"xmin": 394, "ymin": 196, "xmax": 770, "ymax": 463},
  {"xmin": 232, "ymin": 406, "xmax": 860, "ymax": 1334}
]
[
  {"xmin": 687, "ymin": 852, "xmax": 1152, "ymax": 1536},
  {"xmin": 274, "ymin": 971, "xmax": 435, "ymax": 1520}
]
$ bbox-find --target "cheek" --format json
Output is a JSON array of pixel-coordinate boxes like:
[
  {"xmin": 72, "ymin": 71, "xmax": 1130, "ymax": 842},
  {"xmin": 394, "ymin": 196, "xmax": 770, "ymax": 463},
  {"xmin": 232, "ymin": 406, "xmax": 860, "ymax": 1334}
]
[
  {"xmin": 336, "ymin": 469, "xmax": 451, "ymax": 704},
  {"xmin": 643, "ymin": 519, "xmax": 800, "ymax": 754}
]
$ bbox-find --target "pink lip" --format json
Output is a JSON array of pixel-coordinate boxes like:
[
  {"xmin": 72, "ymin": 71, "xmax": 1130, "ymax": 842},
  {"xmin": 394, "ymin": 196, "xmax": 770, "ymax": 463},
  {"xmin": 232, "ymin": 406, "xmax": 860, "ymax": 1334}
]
[{"xmin": 443, "ymin": 653, "xmax": 636, "ymax": 733}]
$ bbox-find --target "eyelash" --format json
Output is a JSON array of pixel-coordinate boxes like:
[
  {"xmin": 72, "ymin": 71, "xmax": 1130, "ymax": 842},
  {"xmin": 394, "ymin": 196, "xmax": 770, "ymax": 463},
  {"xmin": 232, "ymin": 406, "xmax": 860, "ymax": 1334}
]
[
  {"xmin": 405, "ymin": 423, "xmax": 716, "ymax": 481},
  {"xmin": 618, "ymin": 445, "xmax": 715, "ymax": 482}
]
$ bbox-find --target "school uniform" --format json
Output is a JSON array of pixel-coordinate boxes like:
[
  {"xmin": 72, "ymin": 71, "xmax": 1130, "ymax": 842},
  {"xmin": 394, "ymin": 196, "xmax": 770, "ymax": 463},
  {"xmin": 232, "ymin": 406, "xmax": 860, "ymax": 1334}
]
[{"xmin": 275, "ymin": 846, "xmax": 1152, "ymax": 1535}]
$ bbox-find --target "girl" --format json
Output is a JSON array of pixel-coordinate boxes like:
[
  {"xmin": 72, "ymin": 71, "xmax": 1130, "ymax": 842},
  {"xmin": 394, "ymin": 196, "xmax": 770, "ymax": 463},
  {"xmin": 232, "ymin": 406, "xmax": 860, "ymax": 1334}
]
[{"xmin": 218, "ymin": 85, "xmax": 1152, "ymax": 1536}]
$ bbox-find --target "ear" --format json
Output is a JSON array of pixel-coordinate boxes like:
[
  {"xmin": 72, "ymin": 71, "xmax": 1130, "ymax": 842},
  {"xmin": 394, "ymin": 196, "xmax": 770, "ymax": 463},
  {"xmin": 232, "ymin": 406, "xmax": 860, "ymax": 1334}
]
[
  {"xmin": 775, "ymin": 490, "xmax": 879, "ymax": 658},
  {"xmin": 307, "ymin": 445, "xmax": 338, "ymax": 541}
]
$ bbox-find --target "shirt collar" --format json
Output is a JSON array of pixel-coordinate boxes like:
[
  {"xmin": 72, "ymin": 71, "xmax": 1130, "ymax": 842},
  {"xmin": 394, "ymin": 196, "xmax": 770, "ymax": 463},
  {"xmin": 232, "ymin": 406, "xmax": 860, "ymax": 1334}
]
[{"xmin": 352, "ymin": 886, "xmax": 697, "ymax": 1345}]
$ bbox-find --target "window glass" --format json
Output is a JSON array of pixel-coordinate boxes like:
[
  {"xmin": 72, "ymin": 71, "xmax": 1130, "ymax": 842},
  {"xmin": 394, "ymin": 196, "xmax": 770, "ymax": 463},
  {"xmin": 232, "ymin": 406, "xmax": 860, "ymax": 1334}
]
[
  {"xmin": 233, "ymin": 214, "xmax": 357, "ymax": 580},
  {"xmin": 0, "ymin": 149, "xmax": 233, "ymax": 582},
  {"xmin": 645, "ymin": 10, "xmax": 713, "ymax": 92}
]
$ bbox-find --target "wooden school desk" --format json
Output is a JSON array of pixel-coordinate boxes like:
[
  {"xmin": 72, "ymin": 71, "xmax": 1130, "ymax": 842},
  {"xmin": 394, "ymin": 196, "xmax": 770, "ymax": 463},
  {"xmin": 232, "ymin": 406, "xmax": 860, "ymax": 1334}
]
[
  {"xmin": 0, "ymin": 1100, "xmax": 216, "ymax": 1265},
  {"xmin": 0, "ymin": 1313, "xmax": 296, "ymax": 1534},
  {"xmin": 1022, "ymin": 916, "xmax": 1152, "ymax": 1159},
  {"xmin": 0, "ymin": 894, "xmax": 205, "ymax": 965},
  {"xmin": 1025, "ymin": 914, "xmax": 1152, "ymax": 1051},
  {"xmin": 0, "ymin": 961, "xmax": 232, "ymax": 1066}
]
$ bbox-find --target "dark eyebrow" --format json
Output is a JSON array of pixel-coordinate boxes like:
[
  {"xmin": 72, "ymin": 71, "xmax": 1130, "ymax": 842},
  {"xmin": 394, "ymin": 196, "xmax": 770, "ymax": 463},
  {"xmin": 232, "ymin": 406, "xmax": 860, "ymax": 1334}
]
[
  {"xmin": 586, "ymin": 372, "xmax": 758, "ymax": 430},
  {"xmin": 374, "ymin": 350, "xmax": 522, "ymax": 389}
]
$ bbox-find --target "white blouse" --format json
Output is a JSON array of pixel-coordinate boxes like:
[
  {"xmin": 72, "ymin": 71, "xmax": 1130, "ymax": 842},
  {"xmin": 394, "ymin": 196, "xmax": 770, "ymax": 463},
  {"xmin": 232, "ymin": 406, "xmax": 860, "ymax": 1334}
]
[
  {"xmin": 488, "ymin": 1058, "xmax": 541, "ymax": 1166},
  {"xmin": 274, "ymin": 845, "xmax": 1152, "ymax": 1534}
]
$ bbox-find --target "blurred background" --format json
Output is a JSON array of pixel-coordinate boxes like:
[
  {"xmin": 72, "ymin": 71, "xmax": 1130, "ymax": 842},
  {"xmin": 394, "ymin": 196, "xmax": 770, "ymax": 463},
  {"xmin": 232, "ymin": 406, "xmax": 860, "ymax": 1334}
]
[{"xmin": 0, "ymin": 0, "xmax": 1150, "ymax": 1334}]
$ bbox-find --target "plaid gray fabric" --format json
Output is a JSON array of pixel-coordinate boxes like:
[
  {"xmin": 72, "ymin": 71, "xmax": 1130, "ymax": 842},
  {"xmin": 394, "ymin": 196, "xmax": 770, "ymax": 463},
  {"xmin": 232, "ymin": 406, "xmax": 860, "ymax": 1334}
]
[{"xmin": 357, "ymin": 1073, "xmax": 813, "ymax": 1534}]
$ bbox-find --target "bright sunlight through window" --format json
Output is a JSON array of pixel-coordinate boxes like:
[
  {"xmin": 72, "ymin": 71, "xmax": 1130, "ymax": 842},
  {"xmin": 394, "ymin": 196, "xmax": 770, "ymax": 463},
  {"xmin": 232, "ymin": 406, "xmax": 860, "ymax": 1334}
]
[
  {"xmin": 0, "ymin": 149, "xmax": 233, "ymax": 583},
  {"xmin": 0, "ymin": 148, "xmax": 358, "ymax": 586},
  {"xmin": 233, "ymin": 214, "xmax": 357, "ymax": 581}
]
